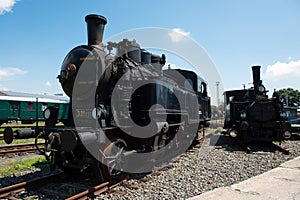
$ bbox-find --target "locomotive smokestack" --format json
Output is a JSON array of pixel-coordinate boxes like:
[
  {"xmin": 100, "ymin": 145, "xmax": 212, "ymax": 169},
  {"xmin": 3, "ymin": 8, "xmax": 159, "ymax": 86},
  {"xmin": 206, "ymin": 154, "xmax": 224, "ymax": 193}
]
[
  {"xmin": 85, "ymin": 14, "xmax": 107, "ymax": 46},
  {"xmin": 252, "ymin": 65, "xmax": 261, "ymax": 90}
]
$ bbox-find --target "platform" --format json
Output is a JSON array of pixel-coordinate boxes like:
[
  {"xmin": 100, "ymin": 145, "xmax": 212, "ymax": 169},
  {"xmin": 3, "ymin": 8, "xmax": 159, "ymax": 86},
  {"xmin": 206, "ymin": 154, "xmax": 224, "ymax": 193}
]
[{"xmin": 189, "ymin": 156, "xmax": 300, "ymax": 200}]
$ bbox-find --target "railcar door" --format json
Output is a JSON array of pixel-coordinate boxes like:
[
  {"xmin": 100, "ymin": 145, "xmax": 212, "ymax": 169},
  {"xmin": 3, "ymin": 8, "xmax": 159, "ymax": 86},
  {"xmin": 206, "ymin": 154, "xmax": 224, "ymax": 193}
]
[{"xmin": 8, "ymin": 101, "xmax": 20, "ymax": 119}]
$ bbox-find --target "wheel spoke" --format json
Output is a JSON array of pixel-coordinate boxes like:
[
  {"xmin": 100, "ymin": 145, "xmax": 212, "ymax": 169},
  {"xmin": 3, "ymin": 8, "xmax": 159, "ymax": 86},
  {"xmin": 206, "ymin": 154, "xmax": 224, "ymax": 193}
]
[
  {"xmin": 110, "ymin": 163, "xmax": 116, "ymax": 170},
  {"xmin": 108, "ymin": 159, "xmax": 116, "ymax": 165},
  {"xmin": 102, "ymin": 140, "xmax": 127, "ymax": 179}
]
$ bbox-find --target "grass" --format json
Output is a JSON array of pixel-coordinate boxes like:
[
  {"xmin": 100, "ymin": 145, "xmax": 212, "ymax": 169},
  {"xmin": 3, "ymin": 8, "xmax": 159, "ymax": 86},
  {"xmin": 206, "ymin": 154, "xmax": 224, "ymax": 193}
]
[
  {"xmin": 68, "ymin": 188, "xmax": 77, "ymax": 196},
  {"xmin": 0, "ymin": 122, "xmax": 46, "ymax": 129},
  {"xmin": 273, "ymin": 140, "xmax": 287, "ymax": 145},
  {"xmin": 274, "ymin": 163, "xmax": 281, "ymax": 168},
  {"xmin": 0, "ymin": 156, "xmax": 47, "ymax": 177},
  {"xmin": 1, "ymin": 122, "xmax": 64, "ymax": 127}
]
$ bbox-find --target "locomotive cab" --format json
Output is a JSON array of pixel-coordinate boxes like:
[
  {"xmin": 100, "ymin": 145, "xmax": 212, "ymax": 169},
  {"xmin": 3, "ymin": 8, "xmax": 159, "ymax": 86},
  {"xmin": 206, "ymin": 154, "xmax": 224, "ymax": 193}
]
[{"xmin": 163, "ymin": 69, "xmax": 211, "ymax": 126}]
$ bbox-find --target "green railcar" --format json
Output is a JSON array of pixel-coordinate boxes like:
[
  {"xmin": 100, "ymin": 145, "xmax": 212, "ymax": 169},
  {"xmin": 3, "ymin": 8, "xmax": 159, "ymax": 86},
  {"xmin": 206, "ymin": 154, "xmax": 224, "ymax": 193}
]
[{"xmin": 0, "ymin": 95, "xmax": 69, "ymax": 125}]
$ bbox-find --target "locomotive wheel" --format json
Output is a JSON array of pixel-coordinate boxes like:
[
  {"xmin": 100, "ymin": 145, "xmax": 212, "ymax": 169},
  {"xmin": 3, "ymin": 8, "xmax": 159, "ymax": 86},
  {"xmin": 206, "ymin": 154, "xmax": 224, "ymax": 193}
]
[
  {"xmin": 102, "ymin": 139, "xmax": 127, "ymax": 179},
  {"xmin": 153, "ymin": 134, "xmax": 166, "ymax": 151},
  {"xmin": 168, "ymin": 131, "xmax": 179, "ymax": 150}
]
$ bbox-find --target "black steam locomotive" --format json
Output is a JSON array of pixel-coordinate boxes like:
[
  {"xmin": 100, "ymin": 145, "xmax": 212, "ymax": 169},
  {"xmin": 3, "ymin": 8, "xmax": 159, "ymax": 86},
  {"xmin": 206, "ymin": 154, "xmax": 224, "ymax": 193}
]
[
  {"xmin": 38, "ymin": 14, "xmax": 211, "ymax": 178},
  {"xmin": 223, "ymin": 66, "xmax": 291, "ymax": 142}
]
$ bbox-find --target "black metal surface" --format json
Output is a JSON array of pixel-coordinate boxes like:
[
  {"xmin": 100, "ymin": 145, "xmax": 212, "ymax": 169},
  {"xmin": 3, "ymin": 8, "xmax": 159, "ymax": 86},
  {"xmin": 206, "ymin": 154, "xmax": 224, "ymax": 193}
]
[
  {"xmin": 85, "ymin": 14, "xmax": 107, "ymax": 46},
  {"xmin": 41, "ymin": 14, "xmax": 212, "ymax": 175},
  {"xmin": 4, "ymin": 127, "xmax": 13, "ymax": 144},
  {"xmin": 224, "ymin": 66, "xmax": 291, "ymax": 143},
  {"xmin": 252, "ymin": 65, "xmax": 261, "ymax": 91},
  {"xmin": 141, "ymin": 49, "xmax": 151, "ymax": 64}
]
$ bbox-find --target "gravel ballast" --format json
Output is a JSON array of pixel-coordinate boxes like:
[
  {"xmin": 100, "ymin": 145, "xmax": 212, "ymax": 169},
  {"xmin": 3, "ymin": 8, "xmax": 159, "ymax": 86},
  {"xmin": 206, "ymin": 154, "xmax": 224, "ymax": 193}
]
[
  {"xmin": 1, "ymin": 132, "xmax": 300, "ymax": 200},
  {"xmin": 97, "ymin": 133, "xmax": 300, "ymax": 199}
]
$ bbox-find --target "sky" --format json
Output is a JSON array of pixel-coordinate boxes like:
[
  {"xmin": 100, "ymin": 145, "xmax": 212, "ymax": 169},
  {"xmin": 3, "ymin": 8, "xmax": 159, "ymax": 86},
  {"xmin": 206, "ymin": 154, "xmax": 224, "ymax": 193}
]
[{"xmin": 0, "ymin": 0, "xmax": 299, "ymax": 105}]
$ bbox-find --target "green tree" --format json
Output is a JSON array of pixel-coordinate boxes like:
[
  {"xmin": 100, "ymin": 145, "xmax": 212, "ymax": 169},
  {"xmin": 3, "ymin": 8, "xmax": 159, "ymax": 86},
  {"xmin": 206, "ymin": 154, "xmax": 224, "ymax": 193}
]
[
  {"xmin": 211, "ymin": 105, "xmax": 217, "ymax": 111},
  {"xmin": 277, "ymin": 88, "xmax": 300, "ymax": 107},
  {"xmin": 218, "ymin": 102, "xmax": 224, "ymax": 112}
]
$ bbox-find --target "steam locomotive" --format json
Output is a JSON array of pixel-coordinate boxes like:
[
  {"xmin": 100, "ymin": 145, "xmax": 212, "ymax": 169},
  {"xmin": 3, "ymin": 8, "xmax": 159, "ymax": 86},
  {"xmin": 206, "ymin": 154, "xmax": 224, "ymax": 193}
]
[
  {"xmin": 223, "ymin": 66, "xmax": 291, "ymax": 142},
  {"xmin": 37, "ymin": 14, "xmax": 211, "ymax": 179}
]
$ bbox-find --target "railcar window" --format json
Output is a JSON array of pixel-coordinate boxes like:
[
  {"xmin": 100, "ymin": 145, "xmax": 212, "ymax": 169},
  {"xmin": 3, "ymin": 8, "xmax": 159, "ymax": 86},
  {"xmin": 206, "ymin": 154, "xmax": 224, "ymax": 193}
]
[
  {"xmin": 9, "ymin": 102, "xmax": 19, "ymax": 110},
  {"xmin": 201, "ymin": 82, "xmax": 207, "ymax": 97},
  {"xmin": 184, "ymin": 79, "xmax": 193, "ymax": 91},
  {"xmin": 27, "ymin": 102, "xmax": 34, "ymax": 110},
  {"xmin": 198, "ymin": 81, "xmax": 202, "ymax": 92}
]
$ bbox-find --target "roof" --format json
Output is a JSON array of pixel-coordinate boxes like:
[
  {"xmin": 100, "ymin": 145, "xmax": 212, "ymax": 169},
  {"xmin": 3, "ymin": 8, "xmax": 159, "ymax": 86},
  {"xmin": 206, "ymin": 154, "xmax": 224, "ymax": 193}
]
[{"xmin": 0, "ymin": 91, "xmax": 69, "ymax": 103}]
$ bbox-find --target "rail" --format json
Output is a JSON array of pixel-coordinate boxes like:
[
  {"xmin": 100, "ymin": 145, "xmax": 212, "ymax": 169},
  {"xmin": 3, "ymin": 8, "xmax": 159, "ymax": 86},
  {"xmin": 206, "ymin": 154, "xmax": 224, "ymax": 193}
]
[
  {"xmin": 0, "ymin": 172, "xmax": 65, "ymax": 199},
  {"xmin": 0, "ymin": 142, "xmax": 44, "ymax": 156}
]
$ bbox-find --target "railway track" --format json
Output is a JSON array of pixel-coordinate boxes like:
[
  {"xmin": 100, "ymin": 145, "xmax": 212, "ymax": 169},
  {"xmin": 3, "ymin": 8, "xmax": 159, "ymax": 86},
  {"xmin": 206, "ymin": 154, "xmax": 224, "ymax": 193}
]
[
  {"xmin": 0, "ymin": 130, "xmax": 3, "ymax": 140},
  {"xmin": 66, "ymin": 175, "xmax": 128, "ymax": 200},
  {"xmin": 0, "ymin": 170, "xmax": 128, "ymax": 199},
  {"xmin": 0, "ymin": 129, "xmax": 296, "ymax": 199},
  {"xmin": 0, "ymin": 172, "xmax": 65, "ymax": 199},
  {"xmin": 236, "ymin": 139, "xmax": 290, "ymax": 155},
  {"xmin": 0, "ymin": 142, "xmax": 44, "ymax": 156},
  {"xmin": 0, "ymin": 129, "xmax": 225, "ymax": 200}
]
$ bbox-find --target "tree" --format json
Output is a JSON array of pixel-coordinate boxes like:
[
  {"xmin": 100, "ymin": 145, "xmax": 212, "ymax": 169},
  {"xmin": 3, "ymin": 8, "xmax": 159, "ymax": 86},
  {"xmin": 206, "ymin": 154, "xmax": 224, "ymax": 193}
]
[
  {"xmin": 211, "ymin": 105, "xmax": 217, "ymax": 111},
  {"xmin": 277, "ymin": 88, "xmax": 300, "ymax": 107},
  {"xmin": 217, "ymin": 102, "xmax": 224, "ymax": 112}
]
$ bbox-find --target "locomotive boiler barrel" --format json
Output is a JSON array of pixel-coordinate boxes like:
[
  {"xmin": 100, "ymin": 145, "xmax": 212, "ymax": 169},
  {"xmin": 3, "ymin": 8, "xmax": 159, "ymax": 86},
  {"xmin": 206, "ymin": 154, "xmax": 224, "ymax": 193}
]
[{"xmin": 85, "ymin": 14, "xmax": 107, "ymax": 46}]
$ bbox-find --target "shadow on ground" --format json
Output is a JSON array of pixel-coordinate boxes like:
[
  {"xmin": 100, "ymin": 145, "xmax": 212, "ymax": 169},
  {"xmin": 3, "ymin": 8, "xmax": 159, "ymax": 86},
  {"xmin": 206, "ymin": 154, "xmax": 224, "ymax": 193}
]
[{"xmin": 206, "ymin": 132, "xmax": 295, "ymax": 154}]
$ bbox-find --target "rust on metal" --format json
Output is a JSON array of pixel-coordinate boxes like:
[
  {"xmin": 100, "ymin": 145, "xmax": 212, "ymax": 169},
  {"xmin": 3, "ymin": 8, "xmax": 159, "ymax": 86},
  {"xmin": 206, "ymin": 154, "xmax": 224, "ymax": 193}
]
[{"xmin": 0, "ymin": 172, "xmax": 64, "ymax": 198}]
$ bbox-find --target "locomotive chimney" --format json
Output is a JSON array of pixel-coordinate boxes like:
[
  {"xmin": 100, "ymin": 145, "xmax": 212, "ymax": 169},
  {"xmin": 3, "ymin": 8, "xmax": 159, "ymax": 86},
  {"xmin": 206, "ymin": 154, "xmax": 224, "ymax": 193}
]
[
  {"xmin": 252, "ymin": 65, "xmax": 261, "ymax": 90},
  {"xmin": 85, "ymin": 14, "xmax": 107, "ymax": 46}
]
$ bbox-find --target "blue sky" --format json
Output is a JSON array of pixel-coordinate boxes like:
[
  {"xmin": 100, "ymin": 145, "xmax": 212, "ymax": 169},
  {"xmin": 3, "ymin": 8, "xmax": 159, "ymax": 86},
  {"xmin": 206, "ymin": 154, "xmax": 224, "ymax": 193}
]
[{"xmin": 0, "ymin": 0, "xmax": 299, "ymax": 105}]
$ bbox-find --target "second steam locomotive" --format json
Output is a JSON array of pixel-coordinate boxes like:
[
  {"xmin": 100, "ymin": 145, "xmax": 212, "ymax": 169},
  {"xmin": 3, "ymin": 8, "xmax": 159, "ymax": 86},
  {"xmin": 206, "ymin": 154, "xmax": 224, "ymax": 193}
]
[
  {"xmin": 223, "ymin": 66, "xmax": 291, "ymax": 142},
  {"xmin": 38, "ymin": 14, "xmax": 211, "ymax": 178}
]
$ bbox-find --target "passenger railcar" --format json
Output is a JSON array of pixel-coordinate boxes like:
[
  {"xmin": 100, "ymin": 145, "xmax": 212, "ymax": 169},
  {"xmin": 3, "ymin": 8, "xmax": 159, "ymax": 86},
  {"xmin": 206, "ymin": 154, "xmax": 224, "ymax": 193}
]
[{"xmin": 0, "ymin": 93, "xmax": 69, "ymax": 125}]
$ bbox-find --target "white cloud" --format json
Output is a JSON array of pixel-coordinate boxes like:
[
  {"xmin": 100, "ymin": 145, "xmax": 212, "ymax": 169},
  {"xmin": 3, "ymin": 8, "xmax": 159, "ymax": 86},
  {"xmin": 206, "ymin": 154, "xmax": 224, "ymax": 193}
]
[
  {"xmin": 45, "ymin": 81, "xmax": 51, "ymax": 87},
  {"xmin": 263, "ymin": 60, "xmax": 300, "ymax": 81},
  {"xmin": 0, "ymin": 67, "xmax": 27, "ymax": 80},
  {"xmin": 168, "ymin": 28, "xmax": 190, "ymax": 43},
  {"xmin": 0, "ymin": 0, "xmax": 18, "ymax": 15}
]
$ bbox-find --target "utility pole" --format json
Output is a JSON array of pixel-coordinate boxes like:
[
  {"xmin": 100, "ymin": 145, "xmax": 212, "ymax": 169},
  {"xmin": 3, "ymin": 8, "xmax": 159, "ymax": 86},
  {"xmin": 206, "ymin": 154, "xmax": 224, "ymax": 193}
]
[
  {"xmin": 286, "ymin": 90, "xmax": 289, "ymax": 106},
  {"xmin": 216, "ymin": 81, "xmax": 220, "ymax": 107},
  {"xmin": 216, "ymin": 81, "xmax": 221, "ymax": 126}
]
